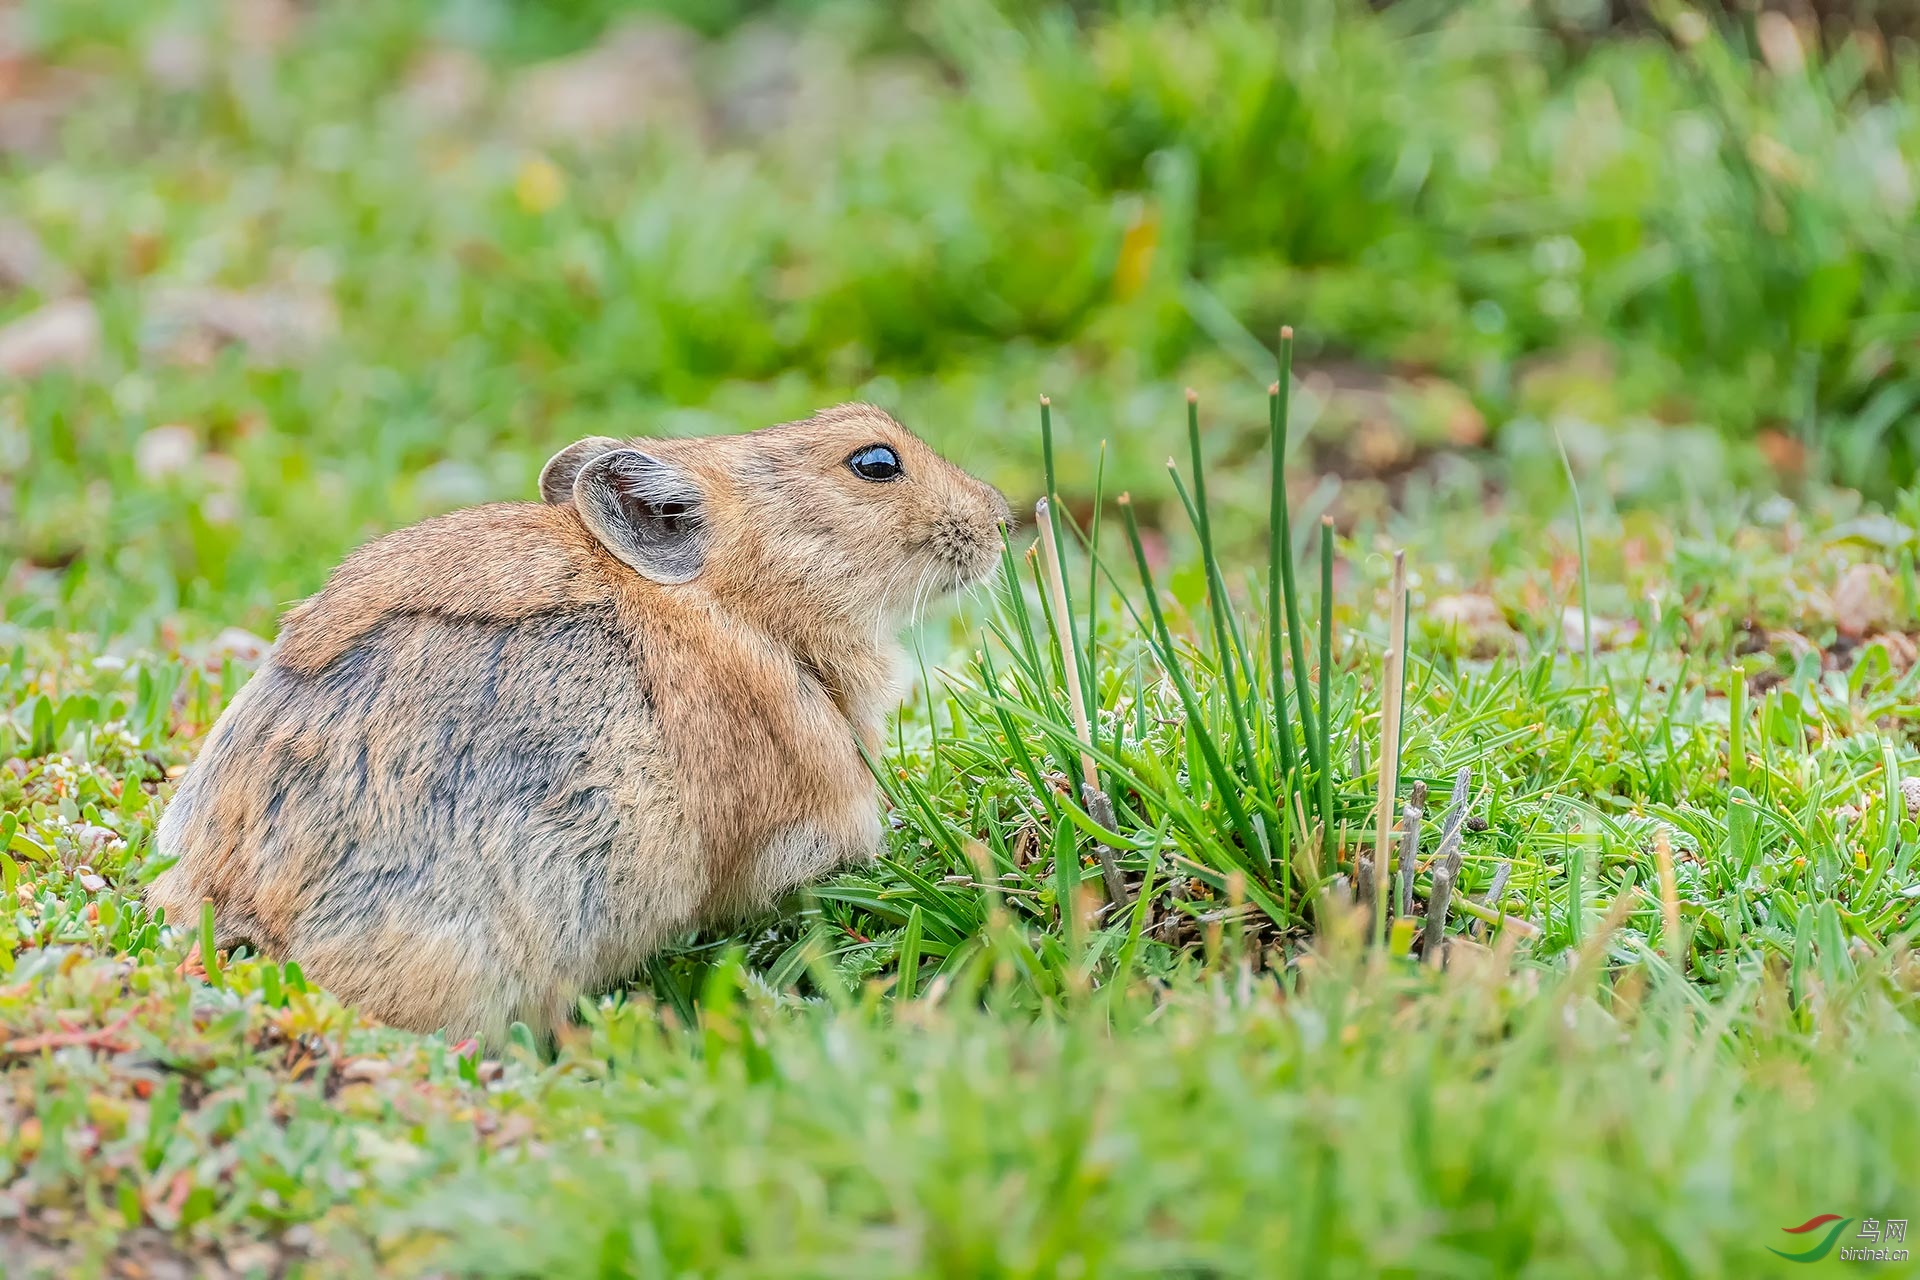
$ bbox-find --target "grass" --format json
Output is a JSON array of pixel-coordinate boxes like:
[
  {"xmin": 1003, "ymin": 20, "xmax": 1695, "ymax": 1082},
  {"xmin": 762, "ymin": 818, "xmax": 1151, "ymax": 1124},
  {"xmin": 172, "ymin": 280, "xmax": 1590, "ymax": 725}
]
[
  {"xmin": 782, "ymin": 415, "xmax": 1920, "ymax": 1002},
  {"xmin": 8, "ymin": 0, "xmax": 1920, "ymax": 642},
  {"xmin": 11, "ymin": 382, "xmax": 1920, "ymax": 1272},
  {"xmin": 10, "ymin": 912, "xmax": 1920, "ymax": 1276},
  {"xmin": 9, "ymin": 1, "xmax": 1920, "ymax": 1275}
]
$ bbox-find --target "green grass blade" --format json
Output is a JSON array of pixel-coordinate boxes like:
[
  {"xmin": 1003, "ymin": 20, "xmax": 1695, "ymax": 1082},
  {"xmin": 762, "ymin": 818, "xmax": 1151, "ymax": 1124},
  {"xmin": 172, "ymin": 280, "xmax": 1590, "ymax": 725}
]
[
  {"xmin": 1318, "ymin": 515, "xmax": 1336, "ymax": 843},
  {"xmin": 1039, "ymin": 396, "xmax": 1096, "ymax": 733},
  {"xmin": 897, "ymin": 905, "xmax": 924, "ymax": 1000},
  {"xmin": 1271, "ymin": 330, "xmax": 1321, "ymax": 820},
  {"xmin": 198, "ymin": 898, "xmax": 224, "ymax": 991},
  {"xmin": 1555, "ymin": 426, "xmax": 1594, "ymax": 676},
  {"xmin": 1120, "ymin": 495, "xmax": 1263, "ymax": 874},
  {"xmin": 1168, "ymin": 447, "xmax": 1262, "ymax": 796},
  {"xmin": 1085, "ymin": 441, "xmax": 1108, "ymax": 766}
]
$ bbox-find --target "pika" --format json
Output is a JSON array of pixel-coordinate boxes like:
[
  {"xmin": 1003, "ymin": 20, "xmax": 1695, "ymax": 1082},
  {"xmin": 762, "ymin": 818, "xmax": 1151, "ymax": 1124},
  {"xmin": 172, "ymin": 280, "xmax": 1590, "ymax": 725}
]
[{"xmin": 148, "ymin": 404, "xmax": 1010, "ymax": 1042}]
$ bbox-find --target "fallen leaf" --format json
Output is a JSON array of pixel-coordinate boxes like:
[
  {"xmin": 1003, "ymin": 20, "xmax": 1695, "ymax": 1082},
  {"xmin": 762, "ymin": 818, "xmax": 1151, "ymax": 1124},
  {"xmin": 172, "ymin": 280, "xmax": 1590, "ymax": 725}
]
[{"xmin": 177, "ymin": 945, "xmax": 207, "ymax": 981}]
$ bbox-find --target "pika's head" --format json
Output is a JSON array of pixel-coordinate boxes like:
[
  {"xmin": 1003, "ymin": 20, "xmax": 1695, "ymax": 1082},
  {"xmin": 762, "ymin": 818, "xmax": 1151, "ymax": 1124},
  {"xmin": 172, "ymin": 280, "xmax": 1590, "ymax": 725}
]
[{"xmin": 540, "ymin": 404, "xmax": 1012, "ymax": 641}]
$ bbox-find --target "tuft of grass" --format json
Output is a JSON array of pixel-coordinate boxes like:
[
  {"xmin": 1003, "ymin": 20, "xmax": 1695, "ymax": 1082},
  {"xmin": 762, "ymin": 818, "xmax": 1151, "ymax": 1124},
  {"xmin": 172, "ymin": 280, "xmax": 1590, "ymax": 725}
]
[{"xmin": 11, "ymin": 396, "xmax": 1920, "ymax": 1270}]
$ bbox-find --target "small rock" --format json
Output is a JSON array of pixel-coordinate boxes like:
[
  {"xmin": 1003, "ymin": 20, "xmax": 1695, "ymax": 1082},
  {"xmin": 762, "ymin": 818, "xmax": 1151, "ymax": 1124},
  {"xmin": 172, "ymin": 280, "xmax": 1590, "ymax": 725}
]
[
  {"xmin": 1833, "ymin": 563, "xmax": 1896, "ymax": 639},
  {"xmin": 338, "ymin": 1058, "xmax": 395, "ymax": 1083},
  {"xmin": 1768, "ymin": 627, "xmax": 1821, "ymax": 662},
  {"xmin": 144, "ymin": 286, "xmax": 336, "ymax": 367},
  {"xmin": 228, "ymin": 0, "xmax": 300, "ymax": 53},
  {"xmin": 75, "ymin": 866, "xmax": 106, "ymax": 892},
  {"xmin": 221, "ymin": 1240, "xmax": 280, "ymax": 1277},
  {"xmin": 1756, "ymin": 11, "xmax": 1806, "ymax": 76},
  {"xmin": 0, "ymin": 52, "xmax": 94, "ymax": 158},
  {"xmin": 1428, "ymin": 593, "xmax": 1517, "ymax": 657},
  {"xmin": 401, "ymin": 46, "xmax": 490, "ymax": 125},
  {"xmin": 1755, "ymin": 428, "xmax": 1807, "ymax": 476},
  {"xmin": 713, "ymin": 21, "xmax": 802, "ymax": 139},
  {"xmin": 1442, "ymin": 397, "xmax": 1487, "ymax": 449},
  {"xmin": 200, "ymin": 452, "xmax": 244, "ymax": 493},
  {"xmin": 0, "ymin": 215, "xmax": 74, "ymax": 295},
  {"xmin": 1902, "ymin": 776, "xmax": 1920, "ymax": 820},
  {"xmin": 1560, "ymin": 606, "xmax": 1636, "ymax": 652},
  {"xmin": 0, "ymin": 297, "xmax": 99, "ymax": 377},
  {"xmin": 511, "ymin": 18, "xmax": 705, "ymax": 147},
  {"xmin": 200, "ymin": 491, "xmax": 240, "ymax": 525},
  {"xmin": 69, "ymin": 825, "xmax": 119, "ymax": 855},
  {"xmin": 144, "ymin": 26, "xmax": 211, "ymax": 91},
  {"xmin": 1349, "ymin": 416, "xmax": 1412, "ymax": 472},
  {"xmin": 208, "ymin": 626, "xmax": 270, "ymax": 665},
  {"xmin": 134, "ymin": 424, "xmax": 201, "ymax": 482},
  {"xmin": 1868, "ymin": 630, "xmax": 1919, "ymax": 672},
  {"xmin": 135, "ymin": 1246, "xmax": 192, "ymax": 1280}
]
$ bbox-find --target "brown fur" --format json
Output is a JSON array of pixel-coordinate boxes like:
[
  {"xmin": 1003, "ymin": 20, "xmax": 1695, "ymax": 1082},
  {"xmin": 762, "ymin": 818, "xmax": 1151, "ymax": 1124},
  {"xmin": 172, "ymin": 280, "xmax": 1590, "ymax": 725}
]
[{"xmin": 147, "ymin": 405, "xmax": 1009, "ymax": 1042}]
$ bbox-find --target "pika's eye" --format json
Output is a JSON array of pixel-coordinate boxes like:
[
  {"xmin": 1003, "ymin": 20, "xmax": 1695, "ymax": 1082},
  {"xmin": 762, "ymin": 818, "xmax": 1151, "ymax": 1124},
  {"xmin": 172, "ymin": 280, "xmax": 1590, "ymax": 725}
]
[{"xmin": 848, "ymin": 444, "xmax": 903, "ymax": 482}]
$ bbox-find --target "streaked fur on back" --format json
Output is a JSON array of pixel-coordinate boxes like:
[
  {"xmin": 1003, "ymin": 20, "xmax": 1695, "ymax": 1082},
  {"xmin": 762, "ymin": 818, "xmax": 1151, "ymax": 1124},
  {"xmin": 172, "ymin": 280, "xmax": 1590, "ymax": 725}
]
[{"xmin": 149, "ymin": 405, "xmax": 1010, "ymax": 1041}]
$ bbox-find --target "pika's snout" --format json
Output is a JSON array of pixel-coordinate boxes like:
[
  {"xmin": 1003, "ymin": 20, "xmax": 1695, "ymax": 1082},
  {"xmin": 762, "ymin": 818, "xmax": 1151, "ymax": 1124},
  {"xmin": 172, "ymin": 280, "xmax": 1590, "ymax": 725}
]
[
  {"xmin": 932, "ymin": 481, "xmax": 1012, "ymax": 585},
  {"xmin": 987, "ymin": 485, "xmax": 1013, "ymax": 532}
]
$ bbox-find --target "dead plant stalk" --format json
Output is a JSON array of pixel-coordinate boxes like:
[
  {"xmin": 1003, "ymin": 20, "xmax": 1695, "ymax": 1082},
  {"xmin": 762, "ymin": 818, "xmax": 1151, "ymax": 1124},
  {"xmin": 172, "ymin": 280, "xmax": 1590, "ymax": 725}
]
[{"xmin": 1370, "ymin": 551, "xmax": 1408, "ymax": 942}]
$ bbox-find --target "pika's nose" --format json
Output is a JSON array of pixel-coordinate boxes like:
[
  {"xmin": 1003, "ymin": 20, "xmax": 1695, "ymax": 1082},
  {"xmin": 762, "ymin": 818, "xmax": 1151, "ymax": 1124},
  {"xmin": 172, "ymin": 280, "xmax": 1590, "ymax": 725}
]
[{"xmin": 986, "ymin": 486, "xmax": 1013, "ymax": 531}]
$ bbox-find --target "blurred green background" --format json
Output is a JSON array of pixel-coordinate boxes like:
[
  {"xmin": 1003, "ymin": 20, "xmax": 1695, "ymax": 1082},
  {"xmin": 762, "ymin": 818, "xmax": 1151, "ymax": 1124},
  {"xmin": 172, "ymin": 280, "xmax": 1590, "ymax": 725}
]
[{"xmin": 4, "ymin": 0, "xmax": 1920, "ymax": 640}]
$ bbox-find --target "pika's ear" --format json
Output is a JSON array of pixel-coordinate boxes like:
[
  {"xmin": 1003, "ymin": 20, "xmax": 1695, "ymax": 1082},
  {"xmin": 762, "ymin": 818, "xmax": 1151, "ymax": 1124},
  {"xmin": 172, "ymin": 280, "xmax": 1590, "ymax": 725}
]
[
  {"xmin": 538, "ymin": 436, "xmax": 622, "ymax": 504},
  {"xmin": 573, "ymin": 449, "xmax": 709, "ymax": 584}
]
